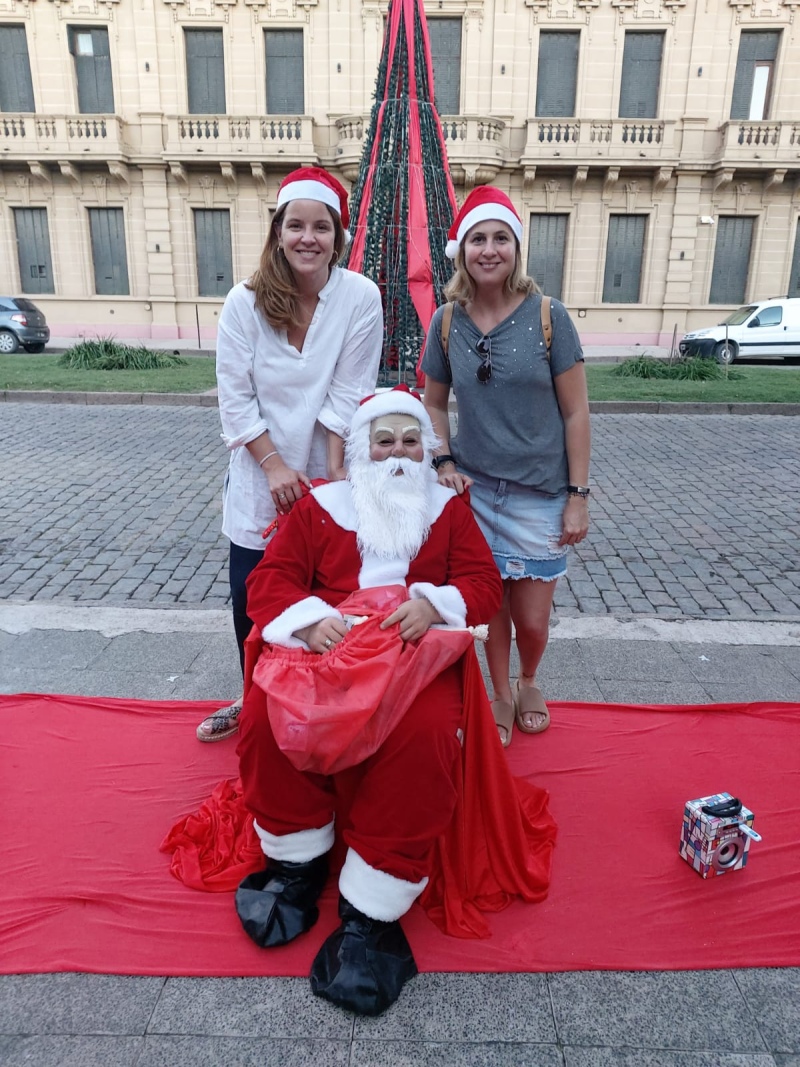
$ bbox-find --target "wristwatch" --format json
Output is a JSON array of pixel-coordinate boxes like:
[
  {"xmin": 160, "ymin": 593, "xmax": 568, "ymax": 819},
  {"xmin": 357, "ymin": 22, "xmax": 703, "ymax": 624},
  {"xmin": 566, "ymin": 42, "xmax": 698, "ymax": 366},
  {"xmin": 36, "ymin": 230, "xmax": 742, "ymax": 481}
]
[
  {"xmin": 567, "ymin": 484, "xmax": 591, "ymax": 498},
  {"xmin": 432, "ymin": 454, "xmax": 456, "ymax": 471}
]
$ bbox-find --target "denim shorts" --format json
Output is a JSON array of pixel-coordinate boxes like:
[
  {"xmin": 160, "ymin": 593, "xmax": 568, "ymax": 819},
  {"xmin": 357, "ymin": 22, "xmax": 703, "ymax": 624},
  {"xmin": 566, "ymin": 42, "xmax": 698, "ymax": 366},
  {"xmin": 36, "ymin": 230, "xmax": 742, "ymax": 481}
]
[{"xmin": 463, "ymin": 468, "xmax": 569, "ymax": 582}]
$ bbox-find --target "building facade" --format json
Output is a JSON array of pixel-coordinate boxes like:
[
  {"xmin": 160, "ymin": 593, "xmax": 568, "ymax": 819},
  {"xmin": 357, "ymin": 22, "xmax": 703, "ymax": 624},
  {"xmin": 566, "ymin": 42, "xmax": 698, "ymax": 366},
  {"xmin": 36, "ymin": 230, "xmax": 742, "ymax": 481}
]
[{"xmin": 1, "ymin": 0, "xmax": 799, "ymax": 344}]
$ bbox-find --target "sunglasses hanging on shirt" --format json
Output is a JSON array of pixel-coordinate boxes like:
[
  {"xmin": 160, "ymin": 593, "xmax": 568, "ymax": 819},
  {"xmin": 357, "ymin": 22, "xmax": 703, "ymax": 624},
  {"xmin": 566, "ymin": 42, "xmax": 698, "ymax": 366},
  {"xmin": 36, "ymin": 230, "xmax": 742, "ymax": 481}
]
[{"xmin": 475, "ymin": 337, "xmax": 492, "ymax": 383}]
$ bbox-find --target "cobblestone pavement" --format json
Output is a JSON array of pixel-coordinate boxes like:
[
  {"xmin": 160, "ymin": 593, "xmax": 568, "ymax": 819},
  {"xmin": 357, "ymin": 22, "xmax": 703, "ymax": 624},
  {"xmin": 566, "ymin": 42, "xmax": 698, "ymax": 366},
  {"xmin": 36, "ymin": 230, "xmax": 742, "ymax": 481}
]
[{"xmin": 1, "ymin": 404, "xmax": 799, "ymax": 619}]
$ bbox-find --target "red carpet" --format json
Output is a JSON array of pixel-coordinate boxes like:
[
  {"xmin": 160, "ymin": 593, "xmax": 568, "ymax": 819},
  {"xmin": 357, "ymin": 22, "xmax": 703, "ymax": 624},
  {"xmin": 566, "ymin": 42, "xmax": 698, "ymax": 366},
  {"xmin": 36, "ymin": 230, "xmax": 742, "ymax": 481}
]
[{"xmin": 2, "ymin": 692, "xmax": 799, "ymax": 976}]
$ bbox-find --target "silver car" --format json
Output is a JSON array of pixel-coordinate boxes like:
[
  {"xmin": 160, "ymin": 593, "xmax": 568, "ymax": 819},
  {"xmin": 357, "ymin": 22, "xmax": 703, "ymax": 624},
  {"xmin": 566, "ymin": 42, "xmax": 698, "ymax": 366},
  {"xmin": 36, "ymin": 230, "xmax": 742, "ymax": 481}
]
[{"xmin": 0, "ymin": 297, "xmax": 50, "ymax": 354}]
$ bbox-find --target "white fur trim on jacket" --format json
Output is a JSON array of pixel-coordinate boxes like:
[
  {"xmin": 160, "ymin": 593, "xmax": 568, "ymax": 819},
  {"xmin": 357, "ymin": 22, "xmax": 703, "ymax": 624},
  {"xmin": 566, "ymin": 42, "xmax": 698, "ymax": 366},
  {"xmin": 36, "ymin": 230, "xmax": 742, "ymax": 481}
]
[
  {"xmin": 408, "ymin": 582, "xmax": 468, "ymax": 629},
  {"xmin": 339, "ymin": 847, "xmax": 428, "ymax": 922},
  {"xmin": 253, "ymin": 819, "xmax": 335, "ymax": 863},
  {"xmin": 261, "ymin": 595, "xmax": 342, "ymax": 649}
]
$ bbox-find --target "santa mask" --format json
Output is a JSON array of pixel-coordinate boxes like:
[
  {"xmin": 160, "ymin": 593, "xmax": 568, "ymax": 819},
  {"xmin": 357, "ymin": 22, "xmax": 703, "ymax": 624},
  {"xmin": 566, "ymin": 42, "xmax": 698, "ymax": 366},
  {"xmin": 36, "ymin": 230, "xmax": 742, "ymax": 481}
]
[{"xmin": 347, "ymin": 413, "xmax": 436, "ymax": 561}]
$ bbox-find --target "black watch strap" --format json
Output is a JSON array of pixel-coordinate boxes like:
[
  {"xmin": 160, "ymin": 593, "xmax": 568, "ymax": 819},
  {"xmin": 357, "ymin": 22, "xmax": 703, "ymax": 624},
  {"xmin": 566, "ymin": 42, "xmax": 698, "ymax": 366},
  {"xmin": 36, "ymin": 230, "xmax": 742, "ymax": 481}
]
[
  {"xmin": 432, "ymin": 454, "xmax": 456, "ymax": 471},
  {"xmin": 567, "ymin": 484, "xmax": 591, "ymax": 498}
]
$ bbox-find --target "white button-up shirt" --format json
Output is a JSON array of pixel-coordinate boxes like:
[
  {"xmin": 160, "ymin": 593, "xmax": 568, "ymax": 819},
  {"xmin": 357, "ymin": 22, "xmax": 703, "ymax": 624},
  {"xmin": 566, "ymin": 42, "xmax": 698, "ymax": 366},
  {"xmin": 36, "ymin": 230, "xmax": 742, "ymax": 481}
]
[{"xmin": 216, "ymin": 268, "xmax": 383, "ymax": 549}]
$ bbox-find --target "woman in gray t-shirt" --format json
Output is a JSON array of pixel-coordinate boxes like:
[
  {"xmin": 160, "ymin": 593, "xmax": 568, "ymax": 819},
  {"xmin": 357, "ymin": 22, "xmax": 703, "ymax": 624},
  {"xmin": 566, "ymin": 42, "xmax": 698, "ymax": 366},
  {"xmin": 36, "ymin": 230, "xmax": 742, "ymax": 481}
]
[{"xmin": 422, "ymin": 186, "xmax": 591, "ymax": 749}]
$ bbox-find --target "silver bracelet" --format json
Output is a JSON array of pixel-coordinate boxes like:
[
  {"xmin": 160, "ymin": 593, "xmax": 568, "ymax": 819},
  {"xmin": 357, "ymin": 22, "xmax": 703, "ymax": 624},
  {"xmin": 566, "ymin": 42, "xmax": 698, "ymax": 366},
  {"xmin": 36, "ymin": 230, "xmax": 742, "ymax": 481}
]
[{"xmin": 258, "ymin": 450, "xmax": 279, "ymax": 468}]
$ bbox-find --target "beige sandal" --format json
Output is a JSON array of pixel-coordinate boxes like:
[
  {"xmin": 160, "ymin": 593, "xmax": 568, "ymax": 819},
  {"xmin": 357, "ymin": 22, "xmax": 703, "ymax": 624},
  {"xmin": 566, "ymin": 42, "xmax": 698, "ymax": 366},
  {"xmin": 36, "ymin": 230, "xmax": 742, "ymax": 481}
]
[
  {"xmin": 513, "ymin": 681, "xmax": 551, "ymax": 735},
  {"xmin": 491, "ymin": 698, "xmax": 515, "ymax": 749},
  {"xmin": 196, "ymin": 701, "xmax": 243, "ymax": 743}
]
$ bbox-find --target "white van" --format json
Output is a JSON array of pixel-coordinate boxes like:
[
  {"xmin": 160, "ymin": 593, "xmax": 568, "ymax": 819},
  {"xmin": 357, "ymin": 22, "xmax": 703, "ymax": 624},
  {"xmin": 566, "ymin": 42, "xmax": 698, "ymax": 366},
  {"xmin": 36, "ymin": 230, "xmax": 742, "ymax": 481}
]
[{"xmin": 679, "ymin": 298, "xmax": 800, "ymax": 364}]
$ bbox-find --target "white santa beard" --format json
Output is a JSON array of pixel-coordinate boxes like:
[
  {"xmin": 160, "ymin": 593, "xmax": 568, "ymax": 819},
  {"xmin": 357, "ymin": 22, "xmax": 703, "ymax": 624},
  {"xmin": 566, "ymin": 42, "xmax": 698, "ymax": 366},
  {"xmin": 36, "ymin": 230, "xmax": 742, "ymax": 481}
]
[{"xmin": 349, "ymin": 457, "xmax": 433, "ymax": 561}]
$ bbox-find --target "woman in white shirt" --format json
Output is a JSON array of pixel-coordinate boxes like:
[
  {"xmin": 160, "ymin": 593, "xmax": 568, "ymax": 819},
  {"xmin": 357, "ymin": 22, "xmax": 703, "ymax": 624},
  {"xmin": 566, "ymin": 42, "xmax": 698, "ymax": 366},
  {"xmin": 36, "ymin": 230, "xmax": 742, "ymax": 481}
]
[{"xmin": 197, "ymin": 167, "xmax": 383, "ymax": 741}]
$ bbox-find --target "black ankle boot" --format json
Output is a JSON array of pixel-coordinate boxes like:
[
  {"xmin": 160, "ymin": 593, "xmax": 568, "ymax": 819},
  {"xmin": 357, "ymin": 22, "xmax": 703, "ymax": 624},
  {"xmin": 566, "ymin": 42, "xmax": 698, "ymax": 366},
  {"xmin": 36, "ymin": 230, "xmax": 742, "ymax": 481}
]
[
  {"xmin": 309, "ymin": 895, "xmax": 418, "ymax": 1015},
  {"xmin": 235, "ymin": 854, "xmax": 329, "ymax": 948}
]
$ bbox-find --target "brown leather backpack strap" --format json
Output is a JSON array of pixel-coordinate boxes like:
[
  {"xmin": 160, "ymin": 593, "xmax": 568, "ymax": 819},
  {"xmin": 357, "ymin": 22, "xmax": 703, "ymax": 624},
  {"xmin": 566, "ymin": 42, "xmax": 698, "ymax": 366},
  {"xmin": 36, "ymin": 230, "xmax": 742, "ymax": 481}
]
[
  {"xmin": 540, "ymin": 295, "xmax": 552, "ymax": 361},
  {"xmin": 441, "ymin": 302, "xmax": 454, "ymax": 366}
]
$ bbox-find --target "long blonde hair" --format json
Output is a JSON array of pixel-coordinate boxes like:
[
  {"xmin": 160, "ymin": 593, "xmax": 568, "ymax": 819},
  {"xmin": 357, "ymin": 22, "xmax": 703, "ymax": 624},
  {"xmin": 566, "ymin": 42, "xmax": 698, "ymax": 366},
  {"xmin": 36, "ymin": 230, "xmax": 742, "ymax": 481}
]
[
  {"xmin": 246, "ymin": 204, "xmax": 347, "ymax": 329},
  {"xmin": 443, "ymin": 234, "xmax": 540, "ymax": 306}
]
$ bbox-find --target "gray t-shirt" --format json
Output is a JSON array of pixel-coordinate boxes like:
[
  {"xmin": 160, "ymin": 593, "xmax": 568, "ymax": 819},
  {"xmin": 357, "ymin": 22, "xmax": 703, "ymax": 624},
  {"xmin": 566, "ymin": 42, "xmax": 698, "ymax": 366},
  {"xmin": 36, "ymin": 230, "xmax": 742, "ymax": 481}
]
[{"xmin": 421, "ymin": 293, "xmax": 584, "ymax": 494}]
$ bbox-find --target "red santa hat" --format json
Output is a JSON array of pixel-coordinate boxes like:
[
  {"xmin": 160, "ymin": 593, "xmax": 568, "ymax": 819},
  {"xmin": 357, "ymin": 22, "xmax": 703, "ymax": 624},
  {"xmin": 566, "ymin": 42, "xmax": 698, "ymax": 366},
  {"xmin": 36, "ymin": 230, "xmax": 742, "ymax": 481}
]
[
  {"xmin": 276, "ymin": 166, "xmax": 352, "ymax": 244},
  {"xmin": 346, "ymin": 385, "xmax": 438, "ymax": 463},
  {"xmin": 445, "ymin": 186, "xmax": 523, "ymax": 259}
]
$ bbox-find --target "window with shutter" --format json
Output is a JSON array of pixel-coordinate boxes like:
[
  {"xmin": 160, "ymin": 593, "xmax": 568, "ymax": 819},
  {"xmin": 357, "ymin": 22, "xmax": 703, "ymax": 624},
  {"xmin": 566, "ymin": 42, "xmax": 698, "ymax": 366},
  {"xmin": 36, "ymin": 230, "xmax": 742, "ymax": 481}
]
[
  {"xmin": 527, "ymin": 215, "xmax": 568, "ymax": 301},
  {"xmin": 709, "ymin": 217, "xmax": 754, "ymax": 305},
  {"xmin": 88, "ymin": 208, "xmax": 129, "ymax": 295},
  {"xmin": 0, "ymin": 26, "xmax": 35, "ymax": 112},
  {"xmin": 13, "ymin": 209, "xmax": 55, "ymax": 294},
  {"xmin": 194, "ymin": 210, "xmax": 233, "ymax": 298},
  {"xmin": 602, "ymin": 215, "xmax": 646, "ymax": 303},
  {"xmin": 619, "ymin": 32, "xmax": 663, "ymax": 119},
  {"xmin": 69, "ymin": 27, "xmax": 114, "ymax": 114},
  {"xmin": 536, "ymin": 32, "xmax": 579, "ymax": 118},
  {"xmin": 185, "ymin": 30, "xmax": 225, "ymax": 115},
  {"xmin": 265, "ymin": 30, "xmax": 304, "ymax": 114},
  {"xmin": 730, "ymin": 31, "xmax": 780, "ymax": 120},
  {"xmin": 788, "ymin": 221, "xmax": 800, "ymax": 299},
  {"xmin": 428, "ymin": 18, "xmax": 462, "ymax": 115}
]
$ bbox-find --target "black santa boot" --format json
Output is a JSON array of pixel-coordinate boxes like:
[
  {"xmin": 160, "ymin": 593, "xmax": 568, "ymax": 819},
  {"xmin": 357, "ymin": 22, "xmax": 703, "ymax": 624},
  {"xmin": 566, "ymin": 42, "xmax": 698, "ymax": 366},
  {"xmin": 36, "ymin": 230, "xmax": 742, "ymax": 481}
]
[
  {"xmin": 309, "ymin": 894, "xmax": 418, "ymax": 1015},
  {"xmin": 235, "ymin": 854, "xmax": 329, "ymax": 948}
]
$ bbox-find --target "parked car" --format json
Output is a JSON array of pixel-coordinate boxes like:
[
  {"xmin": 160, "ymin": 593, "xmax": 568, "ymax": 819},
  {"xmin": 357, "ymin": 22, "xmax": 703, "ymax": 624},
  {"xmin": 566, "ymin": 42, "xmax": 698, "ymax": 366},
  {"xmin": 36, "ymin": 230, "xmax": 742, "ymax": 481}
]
[
  {"xmin": 0, "ymin": 297, "xmax": 50, "ymax": 354},
  {"xmin": 679, "ymin": 298, "xmax": 800, "ymax": 365}
]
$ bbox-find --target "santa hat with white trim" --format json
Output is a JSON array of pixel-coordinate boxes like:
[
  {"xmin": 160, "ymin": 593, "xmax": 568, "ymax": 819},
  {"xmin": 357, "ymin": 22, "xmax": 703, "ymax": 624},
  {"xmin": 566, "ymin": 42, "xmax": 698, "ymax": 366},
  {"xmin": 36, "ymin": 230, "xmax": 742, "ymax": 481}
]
[
  {"xmin": 346, "ymin": 384, "xmax": 439, "ymax": 465},
  {"xmin": 276, "ymin": 166, "xmax": 352, "ymax": 244},
  {"xmin": 445, "ymin": 186, "xmax": 523, "ymax": 259}
]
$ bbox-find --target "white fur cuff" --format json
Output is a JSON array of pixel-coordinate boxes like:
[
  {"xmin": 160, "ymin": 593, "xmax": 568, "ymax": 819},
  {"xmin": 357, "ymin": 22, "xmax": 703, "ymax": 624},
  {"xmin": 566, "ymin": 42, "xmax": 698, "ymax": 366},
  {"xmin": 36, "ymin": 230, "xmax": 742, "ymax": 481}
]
[
  {"xmin": 253, "ymin": 819, "xmax": 335, "ymax": 863},
  {"xmin": 408, "ymin": 582, "xmax": 467, "ymax": 629},
  {"xmin": 261, "ymin": 596, "xmax": 343, "ymax": 649},
  {"xmin": 339, "ymin": 848, "xmax": 428, "ymax": 922}
]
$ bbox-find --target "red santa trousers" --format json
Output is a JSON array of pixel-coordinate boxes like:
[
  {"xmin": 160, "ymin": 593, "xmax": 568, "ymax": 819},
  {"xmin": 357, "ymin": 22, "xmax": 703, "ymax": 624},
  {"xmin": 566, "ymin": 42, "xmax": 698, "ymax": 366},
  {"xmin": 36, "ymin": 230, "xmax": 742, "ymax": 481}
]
[{"xmin": 237, "ymin": 662, "xmax": 464, "ymax": 887}]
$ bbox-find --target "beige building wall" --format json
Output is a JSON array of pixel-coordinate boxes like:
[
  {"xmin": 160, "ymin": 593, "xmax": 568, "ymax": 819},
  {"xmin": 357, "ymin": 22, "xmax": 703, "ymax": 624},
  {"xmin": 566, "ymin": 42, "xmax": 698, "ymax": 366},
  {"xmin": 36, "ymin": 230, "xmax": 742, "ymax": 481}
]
[{"xmin": 0, "ymin": 0, "xmax": 798, "ymax": 343}]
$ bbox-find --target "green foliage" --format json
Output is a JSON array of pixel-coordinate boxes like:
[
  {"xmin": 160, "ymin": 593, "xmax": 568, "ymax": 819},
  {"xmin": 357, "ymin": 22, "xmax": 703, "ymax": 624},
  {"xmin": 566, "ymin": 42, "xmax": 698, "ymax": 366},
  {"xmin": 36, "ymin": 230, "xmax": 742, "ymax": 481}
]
[
  {"xmin": 611, "ymin": 355, "xmax": 669, "ymax": 378},
  {"xmin": 59, "ymin": 338, "xmax": 188, "ymax": 371},
  {"xmin": 612, "ymin": 354, "xmax": 743, "ymax": 382}
]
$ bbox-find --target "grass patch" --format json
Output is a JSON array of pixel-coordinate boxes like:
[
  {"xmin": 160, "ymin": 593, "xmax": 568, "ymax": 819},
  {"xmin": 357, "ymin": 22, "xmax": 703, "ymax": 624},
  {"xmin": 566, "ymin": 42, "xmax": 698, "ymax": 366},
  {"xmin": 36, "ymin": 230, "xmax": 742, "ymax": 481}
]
[
  {"xmin": 59, "ymin": 338, "xmax": 188, "ymax": 370},
  {"xmin": 0, "ymin": 354, "xmax": 217, "ymax": 394},
  {"xmin": 587, "ymin": 363, "xmax": 800, "ymax": 403}
]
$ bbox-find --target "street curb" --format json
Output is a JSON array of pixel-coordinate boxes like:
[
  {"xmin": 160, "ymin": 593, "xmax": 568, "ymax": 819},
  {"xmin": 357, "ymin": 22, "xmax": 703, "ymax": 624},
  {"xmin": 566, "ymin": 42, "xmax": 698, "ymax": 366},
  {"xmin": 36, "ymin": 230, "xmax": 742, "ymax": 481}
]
[{"xmin": 2, "ymin": 390, "xmax": 799, "ymax": 415}]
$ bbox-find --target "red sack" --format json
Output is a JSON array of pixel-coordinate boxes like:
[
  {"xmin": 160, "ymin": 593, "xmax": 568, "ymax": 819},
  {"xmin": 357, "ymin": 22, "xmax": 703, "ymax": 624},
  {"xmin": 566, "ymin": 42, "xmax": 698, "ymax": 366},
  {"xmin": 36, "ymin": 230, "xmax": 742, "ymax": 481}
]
[{"xmin": 252, "ymin": 584, "xmax": 474, "ymax": 776}]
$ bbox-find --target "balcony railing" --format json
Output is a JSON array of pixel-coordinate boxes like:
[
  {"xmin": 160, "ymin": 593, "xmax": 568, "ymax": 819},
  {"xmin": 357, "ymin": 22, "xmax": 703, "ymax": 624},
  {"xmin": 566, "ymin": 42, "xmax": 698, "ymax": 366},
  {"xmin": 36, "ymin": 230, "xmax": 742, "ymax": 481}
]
[
  {"xmin": 166, "ymin": 115, "xmax": 315, "ymax": 160},
  {"xmin": 523, "ymin": 118, "xmax": 675, "ymax": 161},
  {"xmin": 439, "ymin": 115, "xmax": 509, "ymax": 182},
  {"xmin": 0, "ymin": 114, "xmax": 130, "ymax": 158},
  {"xmin": 718, "ymin": 120, "xmax": 800, "ymax": 162}
]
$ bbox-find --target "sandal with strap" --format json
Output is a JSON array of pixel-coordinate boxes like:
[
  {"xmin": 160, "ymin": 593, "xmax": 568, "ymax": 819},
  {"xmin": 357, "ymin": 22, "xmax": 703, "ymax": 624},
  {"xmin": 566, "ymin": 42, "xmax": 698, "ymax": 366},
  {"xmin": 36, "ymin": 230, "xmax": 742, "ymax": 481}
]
[
  {"xmin": 196, "ymin": 701, "xmax": 243, "ymax": 743},
  {"xmin": 513, "ymin": 680, "xmax": 551, "ymax": 735},
  {"xmin": 491, "ymin": 698, "xmax": 515, "ymax": 749}
]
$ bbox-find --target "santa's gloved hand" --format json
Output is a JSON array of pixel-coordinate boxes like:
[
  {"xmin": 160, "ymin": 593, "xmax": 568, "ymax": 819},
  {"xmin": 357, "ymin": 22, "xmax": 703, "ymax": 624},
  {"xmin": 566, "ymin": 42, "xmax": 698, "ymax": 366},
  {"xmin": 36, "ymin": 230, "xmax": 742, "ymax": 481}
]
[{"xmin": 380, "ymin": 599, "xmax": 442, "ymax": 643}]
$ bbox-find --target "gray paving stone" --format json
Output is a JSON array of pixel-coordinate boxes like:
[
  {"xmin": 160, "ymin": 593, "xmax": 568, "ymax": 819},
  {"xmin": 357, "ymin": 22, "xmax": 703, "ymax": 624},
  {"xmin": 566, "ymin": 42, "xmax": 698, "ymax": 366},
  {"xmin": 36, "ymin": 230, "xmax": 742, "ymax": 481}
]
[
  {"xmin": 147, "ymin": 977, "xmax": 352, "ymax": 1038},
  {"xmin": 0, "ymin": 667, "xmax": 179, "ymax": 699},
  {"xmin": 597, "ymin": 680, "xmax": 711, "ymax": 704},
  {"xmin": 0, "ymin": 1036, "xmax": 144, "ymax": 1066},
  {"xmin": 703, "ymin": 681, "xmax": 800, "ymax": 702},
  {"xmin": 564, "ymin": 1052, "xmax": 776, "ymax": 1066},
  {"xmin": 350, "ymin": 1042, "xmax": 564, "ymax": 1067},
  {"xmin": 549, "ymin": 971, "xmax": 767, "ymax": 1052},
  {"xmin": 0, "ymin": 974, "xmax": 165, "ymax": 1035},
  {"xmin": 734, "ymin": 968, "xmax": 800, "ymax": 1053},
  {"xmin": 0, "ymin": 630, "xmax": 109, "ymax": 672},
  {"xmin": 576, "ymin": 641, "xmax": 697, "ymax": 683},
  {"xmin": 85, "ymin": 632, "xmax": 209, "ymax": 674},
  {"xmin": 136, "ymin": 1036, "xmax": 350, "ymax": 1066},
  {"xmin": 353, "ymin": 973, "xmax": 555, "ymax": 1043}
]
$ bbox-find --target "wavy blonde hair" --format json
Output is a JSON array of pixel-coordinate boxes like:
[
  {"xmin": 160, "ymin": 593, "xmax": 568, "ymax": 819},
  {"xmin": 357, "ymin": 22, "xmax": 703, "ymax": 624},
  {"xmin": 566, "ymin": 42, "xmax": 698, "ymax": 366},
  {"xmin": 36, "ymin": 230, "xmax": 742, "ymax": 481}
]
[
  {"xmin": 443, "ymin": 233, "xmax": 540, "ymax": 306},
  {"xmin": 246, "ymin": 203, "xmax": 347, "ymax": 329}
]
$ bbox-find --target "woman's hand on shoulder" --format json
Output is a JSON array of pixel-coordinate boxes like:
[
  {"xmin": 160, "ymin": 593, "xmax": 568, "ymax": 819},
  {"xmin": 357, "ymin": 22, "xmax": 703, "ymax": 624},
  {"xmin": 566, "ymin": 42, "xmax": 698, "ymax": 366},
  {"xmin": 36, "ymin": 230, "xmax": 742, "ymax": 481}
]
[
  {"xmin": 559, "ymin": 495, "xmax": 589, "ymax": 546},
  {"xmin": 263, "ymin": 457, "xmax": 312, "ymax": 515},
  {"xmin": 437, "ymin": 466, "xmax": 473, "ymax": 495}
]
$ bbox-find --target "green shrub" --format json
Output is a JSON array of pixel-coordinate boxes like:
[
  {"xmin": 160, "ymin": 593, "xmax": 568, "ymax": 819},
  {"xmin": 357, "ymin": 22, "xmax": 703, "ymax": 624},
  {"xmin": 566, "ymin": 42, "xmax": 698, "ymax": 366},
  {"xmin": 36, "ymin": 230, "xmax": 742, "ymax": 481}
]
[
  {"xmin": 612, "ymin": 354, "xmax": 743, "ymax": 382},
  {"xmin": 611, "ymin": 355, "xmax": 669, "ymax": 378},
  {"xmin": 59, "ymin": 338, "xmax": 188, "ymax": 370}
]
